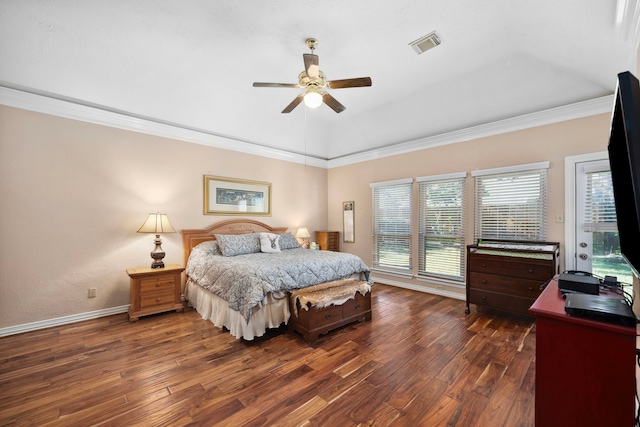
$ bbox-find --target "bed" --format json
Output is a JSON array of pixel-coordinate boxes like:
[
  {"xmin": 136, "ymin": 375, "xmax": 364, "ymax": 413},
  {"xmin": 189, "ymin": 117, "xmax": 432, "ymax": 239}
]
[{"xmin": 182, "ymin": 219, "xmax": 371, "ymax": 340}]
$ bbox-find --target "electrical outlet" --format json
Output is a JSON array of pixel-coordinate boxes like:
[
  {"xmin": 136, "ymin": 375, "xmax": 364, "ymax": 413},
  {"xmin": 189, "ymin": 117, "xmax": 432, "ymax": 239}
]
[
  {"xmin": 88, "ymin": 287, "xmax": 97, "ymax": 298},
  {"xmin": 556, "ymin": 213, "xmax": 564, "ymax": 223}
]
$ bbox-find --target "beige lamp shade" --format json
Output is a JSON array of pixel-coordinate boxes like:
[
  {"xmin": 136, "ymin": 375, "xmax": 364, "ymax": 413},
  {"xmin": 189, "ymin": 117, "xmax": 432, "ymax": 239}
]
[
  {"xmin": 137, "ymin": 213, "xmax": 176, "ymax": 269},
  {"xmin": 137, "ymin": 213, "xmax": 176, "ymax": 234},
  {"xmin": 295, "ymin": 227, "xmax": 311, "ymax": 239}
]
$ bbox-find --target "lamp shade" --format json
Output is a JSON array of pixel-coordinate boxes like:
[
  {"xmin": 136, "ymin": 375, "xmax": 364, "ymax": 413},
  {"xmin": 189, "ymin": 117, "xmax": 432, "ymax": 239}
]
[
  {"xmin": 295, "ymin": 227, "xmax": 311, "ymax": 239},
  {"xmin": 303, "ymin": 91, "xmax": 323, "ymax": 108},
  {"xmin": 137, "ymin": 213, "xmax": 176, "ymax": 234}
]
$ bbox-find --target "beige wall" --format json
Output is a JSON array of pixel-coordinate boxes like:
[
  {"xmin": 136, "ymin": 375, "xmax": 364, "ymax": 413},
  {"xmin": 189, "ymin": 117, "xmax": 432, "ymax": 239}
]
[
  {"xmin": 0, "ymin": 106, "xmax": 328, "ymax": 329},
  {"xmin": 328, "ymin": 113, "xmax": 612, "ymax": 296},
  {"xmin": 0, "ymin": 104, "xmax": 618, "ymax": 330}
]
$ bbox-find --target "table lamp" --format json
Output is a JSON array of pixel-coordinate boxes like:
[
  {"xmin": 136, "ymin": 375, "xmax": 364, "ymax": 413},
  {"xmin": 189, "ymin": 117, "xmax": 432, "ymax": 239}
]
[
  {"xmin": 296, "ymin": 227, "xmax": 311, "ymax": 249},
  {"xmin": 137, "ymin": 212, "xmax": 176, "ymax": 268}
]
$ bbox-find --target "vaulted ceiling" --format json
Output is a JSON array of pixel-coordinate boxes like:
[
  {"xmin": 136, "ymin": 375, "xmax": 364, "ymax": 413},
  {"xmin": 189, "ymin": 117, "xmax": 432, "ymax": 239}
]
[{"xmin": 1, "ymin": 1, "xmax": 639, "ymax": 162}]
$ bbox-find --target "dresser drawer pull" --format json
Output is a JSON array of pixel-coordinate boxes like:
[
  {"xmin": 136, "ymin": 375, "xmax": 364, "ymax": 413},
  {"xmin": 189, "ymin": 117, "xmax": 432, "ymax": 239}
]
[
  {"xmin": 528, "ymin": 269, "xmax": 534, "ymax": 273},
  {"xmin": 528, "ymin": 286, "xmax": 534, "ymax": 291},
  {"xmin": 482, "ymin": 264, "xmax": 487, "ymax": 268},
  {"xmin": 481, "ymin": 280, "xmax": 487, "ymax": 284},
  {"xmin": 482, "ymin": 295, "xmax": 487, "ymax": 301},
  {"xmin": 355, "ymin": 304, "xmax": 361, "ymax": 309},
  {"xmin": 324, "ymin": 314, "xmax": 332, "ymax": 319},
  {"xmin": 155, "ymin": 297, "xmax": 161, "ymax": 303}
]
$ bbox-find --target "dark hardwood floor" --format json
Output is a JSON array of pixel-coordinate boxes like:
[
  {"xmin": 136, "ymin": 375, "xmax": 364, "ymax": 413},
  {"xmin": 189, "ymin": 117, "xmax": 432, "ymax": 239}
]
[{"xmin": 0, "ymin": 284, "xmax": 535, "ymax": 426}]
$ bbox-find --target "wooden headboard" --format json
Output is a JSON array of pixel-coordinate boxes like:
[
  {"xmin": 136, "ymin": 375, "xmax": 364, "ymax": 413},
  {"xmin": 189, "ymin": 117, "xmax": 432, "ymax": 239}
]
[{"xmin": 181, "ymin": 219, "xmax": 289, "ymax": 266}]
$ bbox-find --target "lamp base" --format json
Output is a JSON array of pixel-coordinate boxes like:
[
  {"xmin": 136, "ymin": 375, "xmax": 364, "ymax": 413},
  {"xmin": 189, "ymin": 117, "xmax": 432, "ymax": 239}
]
[
  {"xmin": 150, "ymin": 234, "xmax": 166, "ymax": 269},
  {"xmin": 151, "ymin": 260, "xmax": 165, "ymax": 269}
]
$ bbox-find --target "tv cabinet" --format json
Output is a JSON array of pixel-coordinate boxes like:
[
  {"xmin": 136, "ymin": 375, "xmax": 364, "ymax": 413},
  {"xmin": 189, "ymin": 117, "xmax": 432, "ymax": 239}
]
[
  {"xmin": 529, "ymin": 278, "xmax": 635, "ymax": 426},
  {"xmin": 465, "ymin": 239, "xmax": 559, "ymax": 316}
]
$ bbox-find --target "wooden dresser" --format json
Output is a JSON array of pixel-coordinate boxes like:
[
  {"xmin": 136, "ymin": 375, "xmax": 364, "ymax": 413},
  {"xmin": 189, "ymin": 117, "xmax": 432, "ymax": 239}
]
[
  {"xmin": 465, "ymin": 239, "xmax": 559, "ymax": 316},
  {"xmin": 530, "ymin": 278, "xmax": 635, "ymax": 426},
  {"xmin": 315, "ymin": 231, "xmax": 339, "ymax": 251},
  {"xmin": 127, "ymin": 264, "xmax": 185, "ymax": 321}
]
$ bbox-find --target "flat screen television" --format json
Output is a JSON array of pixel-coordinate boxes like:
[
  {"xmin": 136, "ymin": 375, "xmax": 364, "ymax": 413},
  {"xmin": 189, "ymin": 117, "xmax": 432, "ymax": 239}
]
[{"xmin": 608, "ymin": 71, "xmax": 640, "ymax": 279}]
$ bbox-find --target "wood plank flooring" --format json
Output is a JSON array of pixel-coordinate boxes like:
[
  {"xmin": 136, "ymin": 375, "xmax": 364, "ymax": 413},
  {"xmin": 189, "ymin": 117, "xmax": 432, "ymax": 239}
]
[{"xmin": 0, "ymin": 284, "xmax": 535, "ymax": 426}]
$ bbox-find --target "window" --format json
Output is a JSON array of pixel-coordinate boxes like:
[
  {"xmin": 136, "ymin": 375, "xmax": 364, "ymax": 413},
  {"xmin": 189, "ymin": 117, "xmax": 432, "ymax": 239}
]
[
  {"xmin": 371, "ymin": 179, "xmax": 412, "ymax": 274},
  {"xmin": 472, "ymin": 162, "xmax": 549, "ymax": 241},
  {"xmin": 417, "ymin": 172, "xmax": 466, "ymax": 281}
]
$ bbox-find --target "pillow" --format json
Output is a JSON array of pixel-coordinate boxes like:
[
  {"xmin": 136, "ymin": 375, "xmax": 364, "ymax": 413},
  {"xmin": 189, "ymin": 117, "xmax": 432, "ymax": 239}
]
[
  {"xmin": 278, "ymin": 232, "xmax": 301, "ymax": 250},
  {"xmin": 259, "ymin": 233, "xmax": 281, "ymax": 253},
  {"xmin": 194, "ymin": 240, "xmax": 221, "ymax": 256},
  {"xmin": 214, "ymin": 233, "xmax": 261, "ymax": 257}
]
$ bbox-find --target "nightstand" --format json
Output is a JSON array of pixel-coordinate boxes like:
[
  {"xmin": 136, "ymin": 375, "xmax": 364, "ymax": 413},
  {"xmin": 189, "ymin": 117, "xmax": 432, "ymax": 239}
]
[{"xmin": 127, "ymin": 264, "xmax": 185, "ymax": 321}]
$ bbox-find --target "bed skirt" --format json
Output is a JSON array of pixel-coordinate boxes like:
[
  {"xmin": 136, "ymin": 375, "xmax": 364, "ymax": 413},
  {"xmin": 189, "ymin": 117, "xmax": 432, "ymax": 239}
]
[{"xmin": 186, "ymin": 279, "xmax": 290, "ymax": 340}]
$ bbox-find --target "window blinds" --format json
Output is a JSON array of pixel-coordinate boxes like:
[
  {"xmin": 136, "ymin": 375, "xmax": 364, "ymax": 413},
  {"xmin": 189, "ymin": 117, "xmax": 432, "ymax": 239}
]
[
  {"xmin": 583, "ymin": 170, "xmax": 617, "ymax": 232},
  {"xmin": 473, "ymin": 165, "xmax": 548, "ymax": 241},
  {"xmin": 371, "ymin": 179, "xmax": 412, "ymax": 272},
  {"xmin": 417, "ymin": 174, "xmax": 466, "ymax": 280}
]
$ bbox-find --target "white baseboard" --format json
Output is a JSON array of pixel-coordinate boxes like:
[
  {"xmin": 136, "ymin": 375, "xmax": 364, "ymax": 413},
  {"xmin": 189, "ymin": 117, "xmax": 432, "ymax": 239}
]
[
  {"xmin": 0, "ymin": 305, "xmax": 130, "ymax": 337},
  {"xmin": 371, "ymin": 275, "xmax": 466, "ymax": 301}
]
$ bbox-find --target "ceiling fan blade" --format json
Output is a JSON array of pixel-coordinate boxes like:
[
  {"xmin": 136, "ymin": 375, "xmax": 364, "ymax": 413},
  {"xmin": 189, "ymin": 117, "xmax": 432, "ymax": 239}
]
[
  {"xmin": 303, "ymin": 54, "xmax": 319, "ymax": 79},
  {"xmin": 253, "ymin": 82, "xmax": 300, "ymax": 88},
  {"xmin": 326, "ymin": 77, "xmax": 372, "ymax": 89},
  {"xmin": 282, "ymin": 94, "xmax": 304, "ymax": 113},
  {"xmin": 322, "ymin": 93, "xmax": 346, "ymax": 113}
]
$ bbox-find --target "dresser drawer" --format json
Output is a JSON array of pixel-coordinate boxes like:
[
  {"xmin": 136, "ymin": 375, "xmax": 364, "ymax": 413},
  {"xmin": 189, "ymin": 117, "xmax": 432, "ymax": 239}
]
[
  {"xmin": 469, "ymin": 272, "xmax": 544, "ymax": 299},
  {"xmin": 469, "ymin": 255, "xmax": 554, "ymax": 281},
  {"xmin": 468, "ymin": 289, "xmax": 536, "ymax": 315}
]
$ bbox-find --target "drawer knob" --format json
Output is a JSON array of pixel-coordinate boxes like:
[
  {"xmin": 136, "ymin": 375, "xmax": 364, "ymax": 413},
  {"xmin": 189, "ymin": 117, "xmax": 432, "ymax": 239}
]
[
  {"xmin": 155, "ymin": 297, "xmax": 161, "ymax": 302},
  {"xmin": 482, "ymin": 295, "xmax": 487, "ymax": 300},
  {"xmin": 528, "ymin": 269, "xmax": 534, "ymax": 273},
  {"xmin": 482, "ymin": 264, "xmax": 487, "ymax": 268},
  {"xmin": 325, "ymin": 314, "xmax": 332, "ymax": 319},
  {"xmin": 481, "ymin": 280, "xmax": 487, "ymax": 284},
  {"xmin": 528, "ymin": 286, "xmax": 533, "ymax": 291},
  {"xmin": 355, "ymin": 304, "xmax": 361, "ymax": 309}
]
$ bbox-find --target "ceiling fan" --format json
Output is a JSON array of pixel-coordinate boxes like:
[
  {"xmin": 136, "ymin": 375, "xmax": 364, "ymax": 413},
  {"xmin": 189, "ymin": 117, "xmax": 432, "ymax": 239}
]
[{"xmin": 253, "ymin": 38, "xmax": 372, "ymax": 114}]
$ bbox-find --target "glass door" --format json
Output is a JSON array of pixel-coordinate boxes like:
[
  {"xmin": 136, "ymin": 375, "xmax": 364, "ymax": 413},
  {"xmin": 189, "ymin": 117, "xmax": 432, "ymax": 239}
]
[{"xmin": 575, "ymin": 160, "xmax": 633, "ymax": 285}]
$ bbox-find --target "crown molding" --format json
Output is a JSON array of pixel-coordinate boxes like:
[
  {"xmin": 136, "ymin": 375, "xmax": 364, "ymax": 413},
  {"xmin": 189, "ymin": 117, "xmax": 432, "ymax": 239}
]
[
  {"xmin": 0, "ymin": 85, "xmax": 328, "ymax": 168},
  {"xmin": 1, "ymin": 84, "xmax": 612, "ymax": 170},
  {"xmin": 327, "ymin": 95, "xmax": 614, "ymax": 168}
]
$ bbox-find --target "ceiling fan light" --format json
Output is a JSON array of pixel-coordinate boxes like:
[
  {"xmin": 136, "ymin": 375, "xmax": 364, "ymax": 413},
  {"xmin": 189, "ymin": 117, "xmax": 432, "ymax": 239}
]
[{"xmin": 304, "ymin": 91, "xmax": 323, "ymax": 108}]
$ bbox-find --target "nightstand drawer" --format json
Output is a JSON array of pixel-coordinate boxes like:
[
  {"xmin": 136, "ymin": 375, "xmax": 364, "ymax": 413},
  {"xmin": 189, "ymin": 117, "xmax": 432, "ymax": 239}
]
[
  {"xmin": 141, "ymin": 290, "xmax": 176, "ymax": 308},
  {"xmin": 140, "ymin": 276, "xmax": 175, "ymax": 293}
]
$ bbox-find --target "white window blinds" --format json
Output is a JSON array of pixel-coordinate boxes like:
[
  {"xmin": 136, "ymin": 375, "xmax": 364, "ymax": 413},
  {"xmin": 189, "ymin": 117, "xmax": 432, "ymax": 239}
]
[
  {"xmin": 371, "ymin": 179, "xmax": 412, "ymax": 273},
  {"xmin": 473, "ymin": 162, "xmax": 549, "ymax": 241},
  {"xmin": 583, "ymin": 170, "xmax": 617, "ymax": 232},
  {"xmin": 417, "ymin": 173, "xmax": 466, "ymax": 281}
]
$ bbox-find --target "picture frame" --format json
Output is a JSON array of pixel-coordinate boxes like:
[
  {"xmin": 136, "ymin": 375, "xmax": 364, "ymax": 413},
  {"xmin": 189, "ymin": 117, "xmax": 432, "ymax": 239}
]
[
  {"xmin": 343, "ymin": 201, "xmax": 355, "ymax": 243},
  {"xmin": 204, "ymin": 175, "xmax": 272, "ymax": 216}
]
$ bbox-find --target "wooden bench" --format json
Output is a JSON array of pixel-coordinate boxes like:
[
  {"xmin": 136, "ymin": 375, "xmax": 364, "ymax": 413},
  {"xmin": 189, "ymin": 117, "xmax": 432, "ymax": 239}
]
[{"xmin": 288, "ymin": 279, "xmax": 372, "ymax": 343}]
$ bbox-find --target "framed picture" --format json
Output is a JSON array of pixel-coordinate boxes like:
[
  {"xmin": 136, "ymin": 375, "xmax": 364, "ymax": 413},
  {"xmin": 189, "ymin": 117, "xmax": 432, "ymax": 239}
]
[
  {"xmin": 343, "ymin": 201, "xmax": 355, "ymax": 243},
  {"xmin": 204, "ymin": 175, "xmax": 271, "ymax": 216}
]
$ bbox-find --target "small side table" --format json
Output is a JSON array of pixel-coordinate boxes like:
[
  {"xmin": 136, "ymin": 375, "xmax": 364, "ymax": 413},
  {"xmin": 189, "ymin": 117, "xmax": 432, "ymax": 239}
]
[{"xmin": 127, "ymin": 264, "xmax": 185, "ymax": 321}]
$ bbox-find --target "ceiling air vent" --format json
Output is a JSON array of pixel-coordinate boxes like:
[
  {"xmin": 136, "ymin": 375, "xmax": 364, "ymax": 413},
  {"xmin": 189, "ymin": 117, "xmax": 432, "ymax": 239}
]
[{"xmin": 409, "ymin": 31, "xmax": 442, "ymax": 54}]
